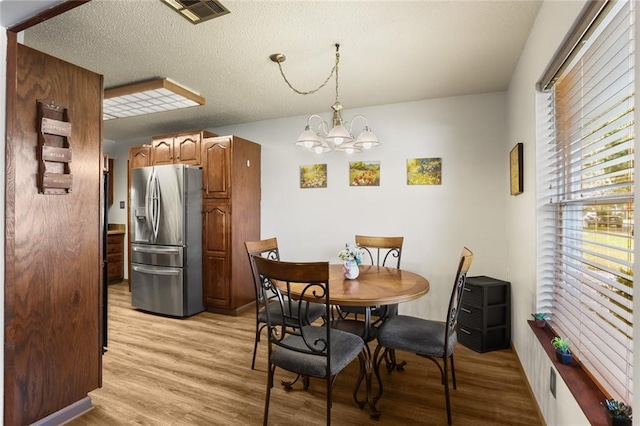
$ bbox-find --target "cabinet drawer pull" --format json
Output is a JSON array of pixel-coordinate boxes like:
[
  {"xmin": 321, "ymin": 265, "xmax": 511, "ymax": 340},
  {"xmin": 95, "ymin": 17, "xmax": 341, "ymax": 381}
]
[
  {"xmin": 461, "ymin": 307, "xmax": 471, "ymax": 313},
  {"xmin": 459, "ymin": 327, "xmax": 471, "ymax": 335},
  {"xmin": 463, "ymin": 287, "xmax": 472, "ymax": 292}
]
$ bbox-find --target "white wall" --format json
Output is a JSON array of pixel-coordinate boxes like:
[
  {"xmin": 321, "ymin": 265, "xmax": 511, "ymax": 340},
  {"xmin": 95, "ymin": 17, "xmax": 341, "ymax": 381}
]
[
  {"xmin": 208, "ymin": 93, "xmax": 508, "ymax": 320},
  {"xmin": 107, "ymin": 94, "xmax": 510, "ymax": 317},
  {"xmin": 505, "ymin": 0, "xmax": 624, "ymax": 424}
]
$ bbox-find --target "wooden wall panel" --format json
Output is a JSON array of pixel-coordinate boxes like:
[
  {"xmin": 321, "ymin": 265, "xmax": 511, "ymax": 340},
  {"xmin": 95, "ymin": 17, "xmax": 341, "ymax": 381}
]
[{"xmin": 4, "ymin": 43, "xmax": 103, "ymax": 425}]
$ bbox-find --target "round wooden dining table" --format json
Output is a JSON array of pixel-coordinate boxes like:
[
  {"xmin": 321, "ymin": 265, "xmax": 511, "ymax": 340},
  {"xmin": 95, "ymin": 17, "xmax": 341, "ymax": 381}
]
[
  {"xmin": 283, "ymin": 263, "xmax": 430, "ymax": 418},
  {"xmin": 326, "ymin": 263, "xmax": 429, "ymax": 306},
  {"xmin": 284, "ymin": 264, "xmax": 429, "ymax": 306}
]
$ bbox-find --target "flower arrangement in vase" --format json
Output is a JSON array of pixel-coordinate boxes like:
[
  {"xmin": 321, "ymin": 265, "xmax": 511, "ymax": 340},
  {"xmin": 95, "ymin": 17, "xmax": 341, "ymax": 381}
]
[{"xmin": 338, "ymin": 243, "xmax": 363, "ymax": 279}]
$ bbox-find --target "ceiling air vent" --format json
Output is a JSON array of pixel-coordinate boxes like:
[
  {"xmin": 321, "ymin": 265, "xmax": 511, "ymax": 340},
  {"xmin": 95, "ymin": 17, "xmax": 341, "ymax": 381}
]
[{"xmin": 161, "ymin": 0, "xmax": 230, "ymax": 24}]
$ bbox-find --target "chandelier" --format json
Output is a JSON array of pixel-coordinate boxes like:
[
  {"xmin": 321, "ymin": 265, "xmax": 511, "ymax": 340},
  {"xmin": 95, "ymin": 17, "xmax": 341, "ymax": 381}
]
[{"xmin": 271, "ymin": 44, "xmax": 380, "ymax": 154}]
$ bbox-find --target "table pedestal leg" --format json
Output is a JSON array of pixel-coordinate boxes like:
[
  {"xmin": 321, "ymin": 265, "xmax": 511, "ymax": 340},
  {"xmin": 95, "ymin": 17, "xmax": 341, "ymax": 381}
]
[{"xmin": 353, "ymin": 343, "xmax": 381, "ymax": 419}]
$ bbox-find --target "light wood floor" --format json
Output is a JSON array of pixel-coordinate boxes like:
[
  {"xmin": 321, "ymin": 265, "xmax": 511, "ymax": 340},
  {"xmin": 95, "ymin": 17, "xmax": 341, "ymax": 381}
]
[{"xmin": 68, "ymin": 282, "xmax": 543, "ymax": 426}]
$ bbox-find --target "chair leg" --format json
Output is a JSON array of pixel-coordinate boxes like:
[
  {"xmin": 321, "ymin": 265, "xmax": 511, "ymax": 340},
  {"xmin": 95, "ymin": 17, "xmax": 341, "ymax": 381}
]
[
  {"xmin": 327, "ymin": 375, "xmax": 333, "ymax": 426},
  {"xmin": 450, "ymin": 354, "xmax": 457, "ymax": 390},
  {"xmin": 443, "ymin": 356, "xmax": 452, "ymax": 425},
  {"xmin": 263, "ymin": 364, "xmax": 275, "ymax": 426},
  {"xmin": 385, "ymin": 348, "xmax": 407, "ymax": 373},
  {"xmin": 252, "ymin": 320, "xmax": 261, "ymax": 370}
]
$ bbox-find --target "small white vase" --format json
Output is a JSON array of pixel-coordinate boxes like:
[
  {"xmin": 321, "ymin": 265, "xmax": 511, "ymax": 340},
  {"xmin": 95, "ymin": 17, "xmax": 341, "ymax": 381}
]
[{"xmin": 344, "ymin": 261, "xmax": 360, "ymax": 280}]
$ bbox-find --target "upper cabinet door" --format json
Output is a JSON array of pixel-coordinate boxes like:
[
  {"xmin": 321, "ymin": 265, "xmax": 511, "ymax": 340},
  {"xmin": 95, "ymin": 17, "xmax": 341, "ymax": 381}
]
[
  {"xmin": 202, "ymin": 137, "xmax": 231, "ymax": 199},
  {"xmin": 129, "ymin": 146, "xmax": 151, "ymax": 169},
  {"xmin": 175, "ymin": 133, "xmax": 201, "ymax": 165},
  {"xmin": 151, "ymin": 137, "xmax": 174, "ymax": 165}
]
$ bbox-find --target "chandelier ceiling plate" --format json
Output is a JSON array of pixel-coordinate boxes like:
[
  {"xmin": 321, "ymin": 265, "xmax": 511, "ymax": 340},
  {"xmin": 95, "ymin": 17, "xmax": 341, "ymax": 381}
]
[{"xmin": 269, "ymin": 53, "xmax": 286, "ymax": 63}]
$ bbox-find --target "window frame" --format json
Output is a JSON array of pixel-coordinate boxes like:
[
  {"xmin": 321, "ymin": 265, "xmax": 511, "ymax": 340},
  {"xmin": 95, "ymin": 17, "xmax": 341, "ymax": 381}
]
[{"xmin": 536, "ymin": 0, "xmax": 635, "ymax": 404}]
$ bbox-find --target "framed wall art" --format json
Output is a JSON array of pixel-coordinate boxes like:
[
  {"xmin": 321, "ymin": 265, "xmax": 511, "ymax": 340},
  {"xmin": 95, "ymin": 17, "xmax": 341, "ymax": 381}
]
[
  {"xmin": 406, "ymin": 158, "xmax": 442, "ymax": 185},
  {"xmin": 510, "ymin": 143, "xmax": 523, "ymax": 196},
  {"xmin": 349, "ymin": 161, "xmax": 380, "ymax": 186},
  {"xmin": 300, "ymin": 164, "xmax": 327, "ymax": 188}
]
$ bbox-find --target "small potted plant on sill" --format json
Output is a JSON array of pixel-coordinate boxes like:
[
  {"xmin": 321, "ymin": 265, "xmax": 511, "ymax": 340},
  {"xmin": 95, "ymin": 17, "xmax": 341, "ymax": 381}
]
[
  {"xmin": 532, "ymin": 312, "xmax": 549, "ymax": 328},
  {"xmin": 551, "ymin": 336, "xmax": 573, "ymax": 365},
  {"xmin": 602, "ymin": 398, "xmax": 632, "ymax": 426}
]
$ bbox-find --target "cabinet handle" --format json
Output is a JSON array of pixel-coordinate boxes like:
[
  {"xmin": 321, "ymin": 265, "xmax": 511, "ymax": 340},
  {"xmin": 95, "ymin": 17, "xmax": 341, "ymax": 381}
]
[
  {"xmin": 463, "ymin": 287, "xmax": 472, "ymax": 292},
  {"xmin": 459, "ymin": 327, "xmax": 471, "ymax": 335},
  {"xmin": 461, "ymin": 307, "xmax": 471, "ymax": 313}
]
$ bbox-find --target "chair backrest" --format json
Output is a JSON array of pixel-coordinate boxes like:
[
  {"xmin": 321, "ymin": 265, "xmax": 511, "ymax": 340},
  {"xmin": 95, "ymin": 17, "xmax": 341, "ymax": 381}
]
[
  {"xmin": 253, "ymin": 256, "xmax": 332, "ymax": 362},
  {"xmin": 445, "ymin": 247, "xmax": 474, "ymax": 347},
  {"xmin": 355, "ymin": 235, "xmax": 404, "ymax": 268},
  {"xmin": 245, "ymin": 238, "xmax": 280, "ymax": 306}
]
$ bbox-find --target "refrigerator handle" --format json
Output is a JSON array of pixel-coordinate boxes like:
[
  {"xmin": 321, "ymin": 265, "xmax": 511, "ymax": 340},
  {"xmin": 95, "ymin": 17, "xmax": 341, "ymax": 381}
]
[
  {"xmin": 144, "ymin": 169, "xmax": 154, "ymax": 237},
  {"xmin": 153, "ymin": 171, "xmax": 161, "ymax": 240},
  {"xmin": 132, "ymin": 246, "xmax": 181, "ymax": 254},
  {"xmin": 132, "ymin": 265, "xmax": 180, "ymax": 276}
]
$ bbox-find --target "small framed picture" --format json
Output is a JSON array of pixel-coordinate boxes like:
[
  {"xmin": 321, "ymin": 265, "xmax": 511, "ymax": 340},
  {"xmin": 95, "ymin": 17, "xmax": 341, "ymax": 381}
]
[
  {"xmin": 510, "ymin": 143, "xmax": 523, "ymax": 196},
  {"xmin": 406, "ymin": 158, "xmax": 442, "ymax": 185},
  {"xmin": 300, "ymin": 164, "xmax": 327, "ymax": 188},
  {"xmin": 349, "ymin": 161, "xmax": 380, "ymax": 186}
]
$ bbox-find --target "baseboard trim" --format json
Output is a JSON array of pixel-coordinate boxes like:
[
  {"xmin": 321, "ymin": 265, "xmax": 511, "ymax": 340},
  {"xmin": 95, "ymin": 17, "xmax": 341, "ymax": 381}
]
[
  {"xmin": 31, "ymin": 396, "xmax": 93, "ymax": 426},
  {"xmin": 205, "ymin": 301, "xmax": 253, "ymax": 316},
  {"xmin": 510, "ymin": 341, "xmax": 547, "ymax": 425}
]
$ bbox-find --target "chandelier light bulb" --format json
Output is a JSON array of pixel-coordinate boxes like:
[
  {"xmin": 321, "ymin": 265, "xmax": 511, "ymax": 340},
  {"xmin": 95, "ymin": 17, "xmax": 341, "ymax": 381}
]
[
  {"xmin": 304, "ymin": 140, "xmax": 314, "ymax": 149},
  {"xmin": 334, "ymin": 137, "xmax": 344, "ymax": 146},
  {"xmin": 314, "ymin": 146, "xmax": 324, "ymax": 154},
  {"xmin": 362, "ymin": 142, "xmax": 372, "ymax": 149},
  {"xmin": 345, "ymin": 147, "xmax": 355, "ymax": 154}
]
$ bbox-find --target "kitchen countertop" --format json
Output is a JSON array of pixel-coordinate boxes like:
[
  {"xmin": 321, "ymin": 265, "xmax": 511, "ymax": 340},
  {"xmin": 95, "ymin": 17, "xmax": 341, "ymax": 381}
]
[{"xmin": 107, "ymin": 224, "xmax": 125, "ymax": 235}]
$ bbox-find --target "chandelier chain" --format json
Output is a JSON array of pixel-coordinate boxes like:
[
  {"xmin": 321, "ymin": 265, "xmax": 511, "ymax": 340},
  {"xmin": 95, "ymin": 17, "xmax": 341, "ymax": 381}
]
[
  {"xmin": 276, "ymin": 44, "xmax": 340, "ymax": 96},
  {"xmin": 335, "ymin": 51, "xmax": 340, "ymax": 103}
]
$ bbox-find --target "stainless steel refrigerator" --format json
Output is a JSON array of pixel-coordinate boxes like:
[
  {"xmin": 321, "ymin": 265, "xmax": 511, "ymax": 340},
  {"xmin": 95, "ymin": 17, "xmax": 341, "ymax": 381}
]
[{"xmin": 130, "ymin": 164, "xmax": 204, "ymax": 317}]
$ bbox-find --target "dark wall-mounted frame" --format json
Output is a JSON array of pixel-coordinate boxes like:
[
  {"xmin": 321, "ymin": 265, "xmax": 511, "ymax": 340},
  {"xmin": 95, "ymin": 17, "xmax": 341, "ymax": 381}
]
[{"xmin": 510, "ymin": 142, "xmax": 523, "ymax": 196}]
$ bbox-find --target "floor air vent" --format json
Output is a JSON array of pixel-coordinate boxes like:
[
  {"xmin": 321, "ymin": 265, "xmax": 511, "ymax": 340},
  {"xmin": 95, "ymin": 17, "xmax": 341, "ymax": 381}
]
[{"xmin": 162, "ymin": 0, "xmax": 230, "ymax": 24}]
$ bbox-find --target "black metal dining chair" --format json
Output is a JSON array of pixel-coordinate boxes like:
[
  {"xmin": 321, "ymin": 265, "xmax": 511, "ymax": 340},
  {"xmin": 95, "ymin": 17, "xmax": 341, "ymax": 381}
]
[
  {"xmin": 372, "ymin": 247, "xmax": 474, "ymax": 425},
  {"xmin": 253, "ymin": 256, "xmax": 365, "ymax": 426},
  {"xmin": 245, "ymin": 238, "xmax": 325, "ymax": 370}
]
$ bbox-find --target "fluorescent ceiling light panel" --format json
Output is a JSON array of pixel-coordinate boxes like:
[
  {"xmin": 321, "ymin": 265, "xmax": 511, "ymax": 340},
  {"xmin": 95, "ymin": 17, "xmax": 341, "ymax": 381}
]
[{"xmin": 103, "ymin": 78, "xmax": 205, "ymax": 120}]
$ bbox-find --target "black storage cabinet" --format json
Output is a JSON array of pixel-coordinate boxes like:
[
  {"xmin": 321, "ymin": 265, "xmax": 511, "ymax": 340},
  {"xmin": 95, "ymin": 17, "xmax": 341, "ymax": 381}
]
[{"xmin": 457, "ymin": 275, "xmax": 511, "ymax": 353}]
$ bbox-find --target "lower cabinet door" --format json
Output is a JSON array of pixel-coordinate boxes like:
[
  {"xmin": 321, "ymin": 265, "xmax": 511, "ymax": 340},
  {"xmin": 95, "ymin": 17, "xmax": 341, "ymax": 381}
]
[
  {"xmin": 203, "ymin": 254, "xmax": 230, "ymax": 307},
  {"xmin": 131, "ymin": 263, "xmax": 184, "ymax": 316}
]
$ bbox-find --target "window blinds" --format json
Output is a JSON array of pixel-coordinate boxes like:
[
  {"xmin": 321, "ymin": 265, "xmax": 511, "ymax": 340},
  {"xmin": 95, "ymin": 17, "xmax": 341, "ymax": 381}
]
[{"xmin": 538, "ymin": 0, "xmax": 634, "ymax": 402}]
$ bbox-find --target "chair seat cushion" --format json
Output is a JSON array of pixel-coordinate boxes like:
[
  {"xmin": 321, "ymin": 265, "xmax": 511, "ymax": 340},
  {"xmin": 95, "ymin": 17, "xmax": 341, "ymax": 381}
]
[
  {"xmin": 271, "ymin": 326, "xmax": 364, "ymax": 377},
  {"xmin": 377, "ymin": 315, "xmax": 457, "ymax": 358},
  {"xmin": 258, "ymin": 300, "xmax": 325, "ymax": 327}
]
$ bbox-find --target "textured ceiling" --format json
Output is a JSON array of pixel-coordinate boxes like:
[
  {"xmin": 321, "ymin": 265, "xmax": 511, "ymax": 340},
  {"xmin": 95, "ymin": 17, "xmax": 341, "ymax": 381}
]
[{"xmin": 18, "ymin": 0, "xmax": 542, "ymax": 144}]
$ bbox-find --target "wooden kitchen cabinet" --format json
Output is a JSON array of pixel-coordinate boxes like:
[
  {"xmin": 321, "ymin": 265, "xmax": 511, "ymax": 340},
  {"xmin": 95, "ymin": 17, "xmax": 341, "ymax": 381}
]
[
  {"xmin": 201, "ymin": 136, "xmax": 261, "ymax": 314},
  {"xmin": 202, "ymin": 201, "xmax": 231, "ymax": 306},
  {"xmin": 202, "ymin": 136, "xmax": 231, "ymax": 199},
  {"xmin": 151, "ymin": 130, "xmax": 217, "ymax": 165},
  {"xmin": 129, "ymin": 145, "xmax": 151, "ymax": 169},
  {"xmin": 106, "ymin": 233, "xmax": 125, "ymax": 282}
]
